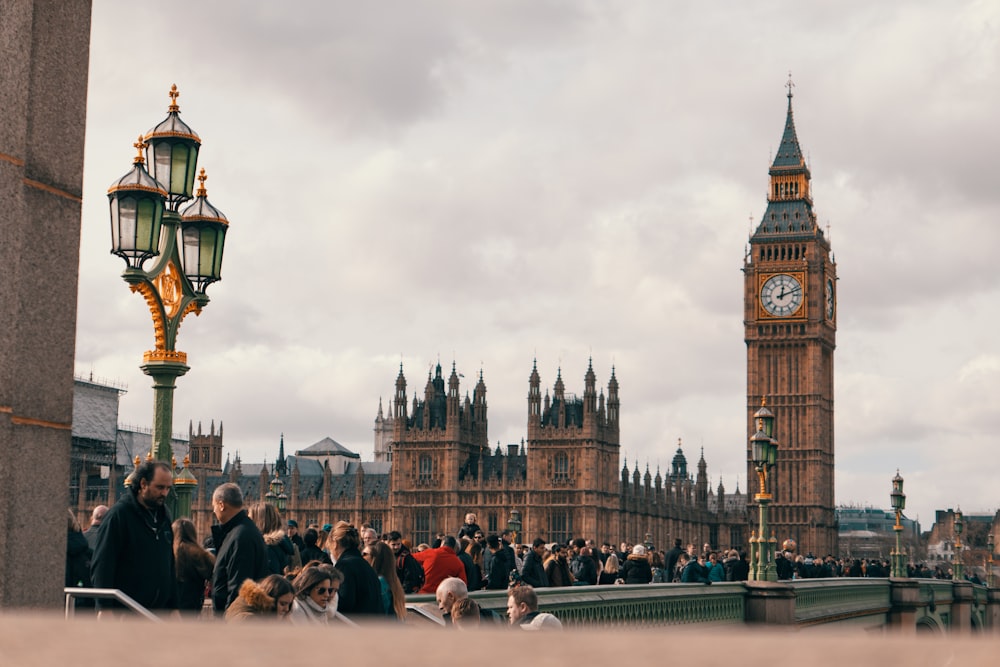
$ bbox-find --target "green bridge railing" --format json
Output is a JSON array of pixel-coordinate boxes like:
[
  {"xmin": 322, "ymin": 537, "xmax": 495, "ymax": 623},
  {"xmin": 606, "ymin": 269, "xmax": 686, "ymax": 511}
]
[{"xmin": 407, "ymin": 578, "xmax": 997, "ymax": 633}]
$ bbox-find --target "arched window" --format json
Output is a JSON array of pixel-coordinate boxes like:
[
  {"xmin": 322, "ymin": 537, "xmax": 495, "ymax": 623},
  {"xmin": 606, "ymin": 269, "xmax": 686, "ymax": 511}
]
[
  {"xmin": 554, "ymin": 452, "xmax": 569, "ymax": 482},
  {"xmin": 419, "ymin": 454, "xmax": 433, "ymax": 482}
]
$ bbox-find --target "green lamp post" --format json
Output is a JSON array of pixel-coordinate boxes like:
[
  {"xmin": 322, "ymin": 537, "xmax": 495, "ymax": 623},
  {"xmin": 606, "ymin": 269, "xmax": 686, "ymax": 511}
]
[
  {"xmin": 748, "ymin": 398, "xmax": 778, "ymax": 582},
  {"xmin": 889, "ymin": 470, "xmax": 906, "ymax": 577},
  {"xmin": 952, "ymin": 509, "xmax": 964, "ymax": 581},
  {"xmin": 107, "ymin": 85, "xmax": 229, "ymax": 514}
]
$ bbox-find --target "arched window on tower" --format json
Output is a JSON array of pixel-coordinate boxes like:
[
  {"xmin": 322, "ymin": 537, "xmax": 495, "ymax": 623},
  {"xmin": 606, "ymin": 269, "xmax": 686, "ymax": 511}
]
[
  {"xmin": 554, "ymin": 452, "xmax": 569, "ymax": 483},
  {"xmin": 418, "ymin": 454, "xmax": 433, "ymax": 482}
]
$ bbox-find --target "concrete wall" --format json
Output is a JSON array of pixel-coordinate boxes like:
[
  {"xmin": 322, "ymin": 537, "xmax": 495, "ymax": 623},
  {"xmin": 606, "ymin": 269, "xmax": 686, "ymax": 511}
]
[{"xmin": 0, "ymin": 0, "xmax": 92, "ymax": 608}]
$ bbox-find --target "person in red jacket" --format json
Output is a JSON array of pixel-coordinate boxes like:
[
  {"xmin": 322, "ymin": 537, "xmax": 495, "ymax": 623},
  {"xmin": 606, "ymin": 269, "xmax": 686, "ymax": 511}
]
[{"xmin": 413, "ymin": 536, "xmax": 467, "ymax": 594}]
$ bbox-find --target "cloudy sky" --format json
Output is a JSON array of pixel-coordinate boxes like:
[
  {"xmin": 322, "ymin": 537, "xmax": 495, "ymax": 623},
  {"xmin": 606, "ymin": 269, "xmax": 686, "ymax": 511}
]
[{"xmin": 75, "ymin": 1, "xmax": 999, "ymax": 530}]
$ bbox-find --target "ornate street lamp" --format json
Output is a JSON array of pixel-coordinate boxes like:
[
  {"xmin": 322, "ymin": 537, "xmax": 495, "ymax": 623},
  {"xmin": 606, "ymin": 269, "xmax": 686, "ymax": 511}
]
[
  {"xmin": 107, "ymin": 85, "xmax": 229, "ymax": 515},
  {"xmin": 987, "ymin": 533, "xmax": 995, "ymax": 588},
  {"xmin": 507, "ymin": 509, "xmax": 522, "ymax": 546},
  {"xmin": 889, "ymin": 470, "xmax": 906, "ymax": 577},
  {"xmin": 748, "ymin": 397, "xmax": 778, "ymax": 581},
  {"xmin": 266, "ymin": 473, "xmax": 287, "ymax": 512},
  {"xmin": 952, "ymin": 509, "xmax": 965, "ymax": 581}
]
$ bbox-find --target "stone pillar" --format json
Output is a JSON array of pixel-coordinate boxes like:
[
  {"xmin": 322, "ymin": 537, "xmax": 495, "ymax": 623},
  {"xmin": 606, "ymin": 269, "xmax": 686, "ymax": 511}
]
[
  {"xmin": 0, "ymin": 0, "xmax": 92, "ymax": 609},
  {"xmin": 888, "ymin": 579, "xmax": 921, "ymax": 634},
  {"xmin": 951, "ymin": 580, "xmax": 973, "ymax": 635},
  {"xmin": 986, "ymin": 588, "xmax": 1000, "ymax": 635},
  {"xmin": 744, "ymin": 581, "xmax": 796, "ymax": 625}
]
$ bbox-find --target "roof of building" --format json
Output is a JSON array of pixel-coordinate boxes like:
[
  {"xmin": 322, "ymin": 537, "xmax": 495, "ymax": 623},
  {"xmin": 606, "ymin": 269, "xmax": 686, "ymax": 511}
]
[{"xmin": 294, "ymin": 437, "xmax": 359, "ymax": 459}]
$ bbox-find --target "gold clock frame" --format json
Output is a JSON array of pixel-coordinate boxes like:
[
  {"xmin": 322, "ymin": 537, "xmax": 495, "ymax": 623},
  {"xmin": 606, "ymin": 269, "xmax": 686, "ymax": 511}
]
[{"xmin": 757, "ymin": 271, "xmax": 807, "ymax": 319}]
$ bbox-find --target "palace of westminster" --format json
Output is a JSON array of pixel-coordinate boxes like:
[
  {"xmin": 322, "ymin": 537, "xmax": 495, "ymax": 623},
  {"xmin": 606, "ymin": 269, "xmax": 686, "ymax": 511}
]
[{"xmin": 71, "ymin": 87, "xmax": 847, "ymax": 556}]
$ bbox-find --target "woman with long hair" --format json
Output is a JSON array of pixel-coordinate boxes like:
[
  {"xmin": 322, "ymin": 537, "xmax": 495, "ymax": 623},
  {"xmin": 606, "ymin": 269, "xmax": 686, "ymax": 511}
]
[
  {"xmin": 249, "ymin": 502, "xmax": 298, "ymax": 575},
  {"xmin": 329, "ymin": 521, "xmax": 383, "ymax": 617},
  {"xmin": 226, "ymin": 573, "xmax": 295, "ymax": 621},
  {"xmin": 364, "ymin": 541, "xmax": 406, "ymax": 620},
  {"xmin": 172, "ymin": 517, "xmax": 215, "ymax": 613},
  {"xmin": 598, "ymin": 552, "xmax": 620, "ymax": 585},
  {"xmin": 289, "ymin": 565, "xmax": 343, "ymax": 624},
  {"xmin": 464, "ymin": 540, "xmax": 485, "ymax": 591}
]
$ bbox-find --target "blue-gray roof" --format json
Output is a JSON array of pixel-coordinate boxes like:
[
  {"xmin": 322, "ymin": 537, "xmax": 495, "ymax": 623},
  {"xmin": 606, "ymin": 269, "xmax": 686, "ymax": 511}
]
[{"xmin": 295, "ymin": 437, "xmax": 359, "ymax": 458}]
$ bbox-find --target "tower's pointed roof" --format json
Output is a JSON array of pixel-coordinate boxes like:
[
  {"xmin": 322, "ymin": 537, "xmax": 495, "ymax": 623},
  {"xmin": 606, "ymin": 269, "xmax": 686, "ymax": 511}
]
[{"xmin": 771, "ymin": 81, "xmax": 805, "ymax": 170}]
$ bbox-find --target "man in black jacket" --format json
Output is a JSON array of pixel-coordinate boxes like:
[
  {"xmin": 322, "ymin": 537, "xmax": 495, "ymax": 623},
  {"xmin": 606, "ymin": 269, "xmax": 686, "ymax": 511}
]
[
  {"xmin": 520, "ymin": 538, "xmax": 549, "ymax": 588},
  {"xmin": 91, "ymin": 460, "xmax": 177, "ymax": 615},
  {"xmin": 388, "ymin": 530, "xmax": 424, "ymax": 593},
  {"xmin": 211, "ymin": 482, "xmax": 268, "ymax": 613}
]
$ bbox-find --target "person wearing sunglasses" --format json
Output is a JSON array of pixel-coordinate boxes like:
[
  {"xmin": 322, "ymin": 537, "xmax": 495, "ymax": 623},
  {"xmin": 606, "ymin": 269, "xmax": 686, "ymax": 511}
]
[{"xmin": 289, "ymin": 565, "xmax": 343, "ymax": 624}]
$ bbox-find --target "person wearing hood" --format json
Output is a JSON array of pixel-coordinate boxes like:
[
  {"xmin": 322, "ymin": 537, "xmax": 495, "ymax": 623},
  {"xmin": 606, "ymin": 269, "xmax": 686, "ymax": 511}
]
[
  {"xmin": 622, "ymin": 544, "xmax": 653, "ymax": 584},
  {"xmin": 249, "ymin": 502, "xmax": 298, "ymax": 575},
  {"xmin": 226, "ymin": 574, "xmax": 295, "ymax": 622}
]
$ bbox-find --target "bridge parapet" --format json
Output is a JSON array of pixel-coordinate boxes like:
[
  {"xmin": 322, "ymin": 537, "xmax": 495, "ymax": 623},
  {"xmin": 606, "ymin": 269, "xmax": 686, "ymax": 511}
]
[{"xmin": 406, "ymin": 580, "xmax": 1000, "ymax": 634}]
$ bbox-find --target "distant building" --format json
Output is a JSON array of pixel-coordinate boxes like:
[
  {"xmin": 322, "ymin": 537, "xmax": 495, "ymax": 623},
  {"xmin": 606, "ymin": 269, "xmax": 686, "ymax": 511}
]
[
  {"xmin": 924, "ymin": 508, "xmax": 998, "ymax": 568},
  {"xmin": 70, "ymin": 363, "xmax": 746, "ymax": 550},
  {"xmin": 836, "ymin": 506, "xmax": 920, "ymax": 560}
]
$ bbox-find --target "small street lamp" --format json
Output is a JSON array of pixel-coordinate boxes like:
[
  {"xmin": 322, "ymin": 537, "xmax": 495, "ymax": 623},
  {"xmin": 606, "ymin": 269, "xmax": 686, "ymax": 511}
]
[
  {"xmin": 748, "ymin": 397, "xmax": 778, "ymax": 581},
  {"xmin": 507, "ymin": 509, "xmax": 522, "ymax": 546},
  {"xmin": 889, "ymin": 470, "xmax": 906, "ymax": 577},
  {"xmin": 987, "ymin": 533, "xmax": 995, "ymax": 588},
  {"xmin": 952, "ymin": 508, "xmax": 964, "ymax": 581},
  {"xmin": 265, "ymin": 473, "xmax": 287, "ymax": 512},
  {"xmin": 107, "ymin": 85, "xmax": 229, "ymax": 515}
]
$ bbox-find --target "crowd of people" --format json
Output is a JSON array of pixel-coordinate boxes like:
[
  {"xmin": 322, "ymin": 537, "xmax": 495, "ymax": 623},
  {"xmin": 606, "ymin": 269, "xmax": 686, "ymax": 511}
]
[{"xmin": 65, "ymin": 463, "xmax": 972, "ymax": 627}]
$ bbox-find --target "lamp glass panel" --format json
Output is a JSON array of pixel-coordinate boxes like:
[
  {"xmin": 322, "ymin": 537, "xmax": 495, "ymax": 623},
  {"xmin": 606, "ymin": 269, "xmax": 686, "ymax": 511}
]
[
  {"xmin": 169, "ymin": 145, "xmax": 192, "ymax": 196},
  {"xmin": 151, "ymin": 143, "xmax": 171, "ymax": 193},
  {"xmin": 113, "ymin": 197, "xmax": 137, "ymax": 251},
  {"xmin": 767, "ymin": 442, "xmax": 777, "ymax": 466},
  {"xmin": 181, "ymin": 225, "xmax": 203, "ymax": 279},
  {"xmin": 136, "ymin": 197, "xmax": 161, "ymax": 254},
  {"xmin": 752, "ymin": 440, "xmax": 766, "ymax": 466}
]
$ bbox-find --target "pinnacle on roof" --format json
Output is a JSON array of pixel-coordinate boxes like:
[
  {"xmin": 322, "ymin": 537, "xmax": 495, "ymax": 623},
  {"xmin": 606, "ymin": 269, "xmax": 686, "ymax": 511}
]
[{"xmin": 770, "ymin": 73, "xmax": 805, "ymax": 171}]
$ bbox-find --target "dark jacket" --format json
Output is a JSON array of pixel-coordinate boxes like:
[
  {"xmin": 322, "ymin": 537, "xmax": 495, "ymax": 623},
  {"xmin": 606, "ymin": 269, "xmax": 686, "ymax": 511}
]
[
  {"xmin": 664, "ymin": 545, "xmax": 684, "ymax": 577},
  {"xmin": 457, "ymin": 522, "xmax": 482, "ymax": 540},
  {"xmin": 724, "ymin": 555, "xmax": 749, "ymax": 582},
  {"xmin": 622, "ymin": 554, "xmax": 653, "ymax": 584},
  {"xmin": 211, "ymin": 510, "xmax": 268, "ymax": 613},
  {"xmin": 569, "ymin": 554, "xmax": 597, "ymax": 585},
  {"xmin": 334, "ymin": 547, "xmax": 384, "ymax": 617},
  {"xmin": 91, "ymin": 491, "xmax": 177, "ymax": 610},
  {"xmin": 520, "ymin": 550, "xmax": 548, "ymax": 588},
  {"xmin": 263, "ymin": 530, "xmax": 296, "ymax": 575},
  {"xmin": 485, "ymin": 548, "xmax": 512, "ymax": 590},
  {"xmin": 681, "ymin": 559, "xmax": 711, "ymax": 584},
  {"xmin": 458, "ymin": 551, "xmax": 480, "ymax": 590},
  {"xmin": 66, "ymin": 530, "xmax": 92, "ymax": 589},
  {"xmin": 395, "ymin": 545, "xmax": 424, "ymax": 594},
  {"xmin": 175, "ymin": 541, "xmax": 215, "ymax": 611},
  {"xmin": 301, "ymin": 544, "xmax": 332, "ymax": 565}
]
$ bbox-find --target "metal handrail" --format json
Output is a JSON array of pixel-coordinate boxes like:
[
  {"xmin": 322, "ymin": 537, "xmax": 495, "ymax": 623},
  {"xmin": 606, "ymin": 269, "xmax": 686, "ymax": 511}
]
[
  {"xmin": 405, "ymin": 603, "xmax": 447, "ymax": 626},
  {"xmin": 64, "ymin": 587, "xmax": 162, "ymax": 622}
]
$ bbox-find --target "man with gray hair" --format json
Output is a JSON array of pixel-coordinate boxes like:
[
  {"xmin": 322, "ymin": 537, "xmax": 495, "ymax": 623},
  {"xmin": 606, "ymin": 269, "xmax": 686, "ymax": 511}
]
[
  {"xmin": 435, "ymin": 576, "xmax": 503, "ymax": 625},
  {"xmin": 211, "ymin": 482, "xmax": 268, "ymax": 613},
  {"xmin": 83, "ymin": 505, "xmax": 109, "ymax": 552}
]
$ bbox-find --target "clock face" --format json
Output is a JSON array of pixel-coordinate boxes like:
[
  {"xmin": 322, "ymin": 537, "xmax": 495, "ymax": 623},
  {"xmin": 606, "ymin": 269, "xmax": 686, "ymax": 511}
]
[
  {"xmin": 825, "ymin": 278, "xmax": 835, "ymax": 320},
  {"xmin": 760, "ymin": 274, "xmax": 803, "ymax": 317}
]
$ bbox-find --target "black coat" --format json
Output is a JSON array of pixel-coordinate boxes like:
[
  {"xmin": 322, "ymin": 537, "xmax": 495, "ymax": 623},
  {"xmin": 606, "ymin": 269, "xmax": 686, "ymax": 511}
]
[
  {"xmin": 622, "ymin": 555, "xmax": 653, "ymax": 584},
  {"xmin": 520, "ymin": 550, "xmax": 548, "ymax": 588},
  {"xmin": 335, "ymin": 547, "xmax": 384, "ymax": 617},
  {"xmin": 91, "ymin": 491, "xmax": 177, "ymax": 611},
  {"xmin": 485, "ymin": 548, "xmax": 512, "ymax": 589},
  {"xmin": 570, "ymin": 554, "xmax": 597, "ymax": 585},
  {"xmin": 66, "ymin": 530, "xmax": 91, "ymax": 588},
  {"xmin": 211, "ymin": 510, "xmax": 268, "ymax": 612}
]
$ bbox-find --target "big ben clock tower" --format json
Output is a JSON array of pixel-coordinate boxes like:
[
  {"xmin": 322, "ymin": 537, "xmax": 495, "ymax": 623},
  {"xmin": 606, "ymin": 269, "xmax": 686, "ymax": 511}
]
[{"xmin": 744, "ymin": 80, "xmax": 837, "ymax": 557}]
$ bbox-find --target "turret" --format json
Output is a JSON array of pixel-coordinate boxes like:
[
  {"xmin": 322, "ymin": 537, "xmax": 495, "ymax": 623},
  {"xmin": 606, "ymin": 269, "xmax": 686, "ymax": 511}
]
[
  {"xmin": 528, "ymin": 359, "xmax": 541, "ymax": 423},
  {"xmin": 607, "ymin": 366, "xmax": 619, "ymax": 426}
]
